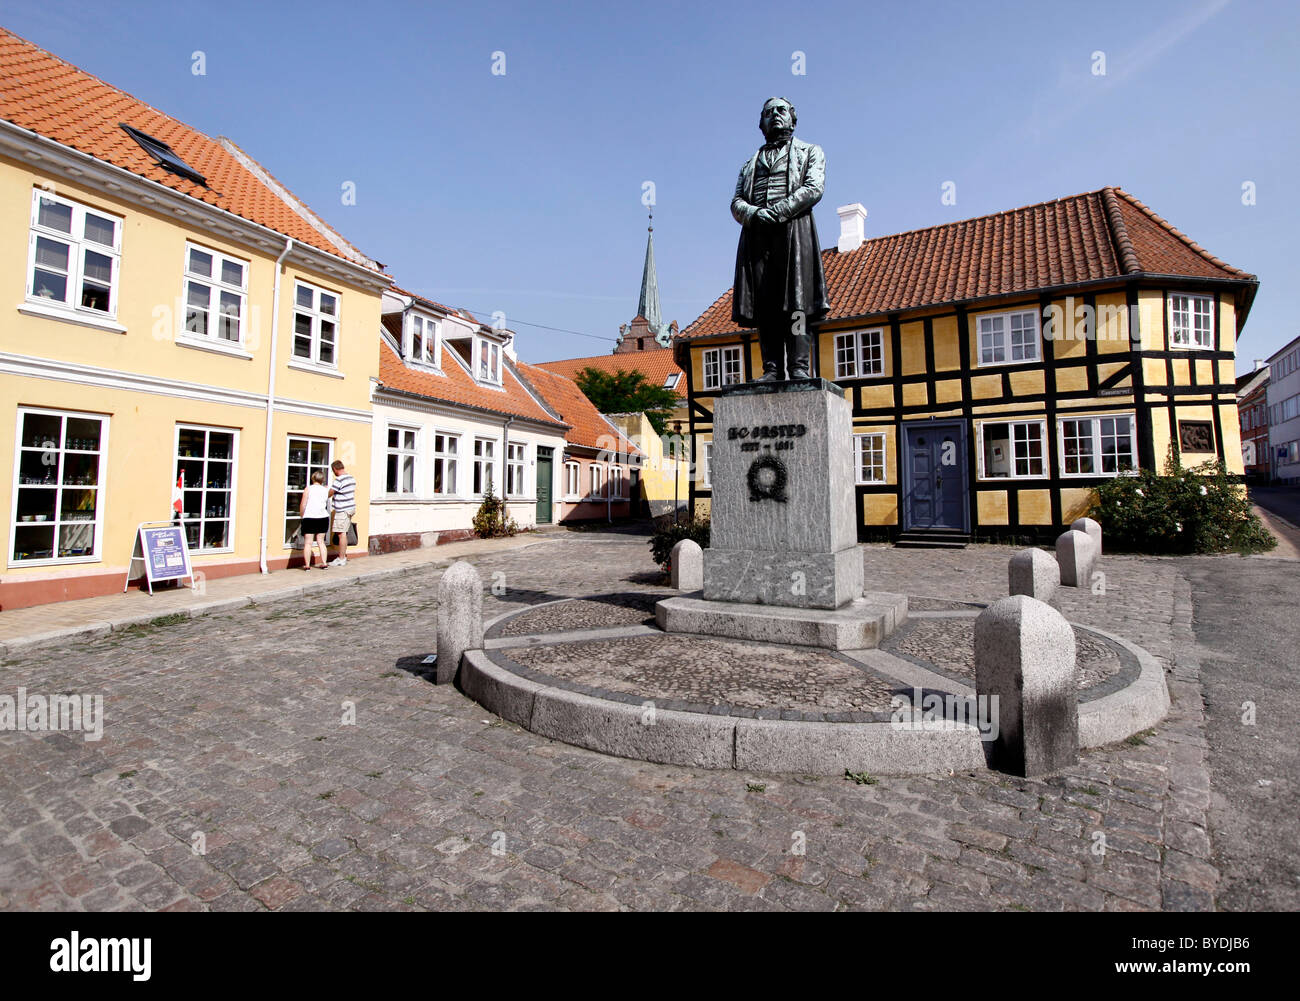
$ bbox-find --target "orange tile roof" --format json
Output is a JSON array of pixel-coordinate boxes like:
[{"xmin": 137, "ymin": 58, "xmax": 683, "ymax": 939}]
[
  {"xmin": 377, "ymin": 338, "xmax": 568, "ymax": 429},
  {"xmin": 0, "ymin": 26, "xmax": 380, "ymax": 271},
  {"xmin": 535, "ymin": 348, "xmax": 687, "ymax": 399},
  {"xmin": 515, "ymin": 362, "xmax": 643, "ymax": 457},
  {"xmin": 680, "ymin": 187, "xmax": 1257, "ymax": 344}
]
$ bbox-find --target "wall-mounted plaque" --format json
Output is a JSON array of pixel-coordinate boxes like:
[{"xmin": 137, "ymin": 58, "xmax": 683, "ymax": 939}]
[{"xmin": 1179, "ymin": 420, "xmax": 1214, "ymax": 453}]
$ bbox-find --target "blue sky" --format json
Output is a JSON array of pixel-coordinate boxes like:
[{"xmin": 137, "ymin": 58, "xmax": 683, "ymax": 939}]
[{"xmin": 5, "ymin": 0, "xmax": 1298, "ymax": 371}]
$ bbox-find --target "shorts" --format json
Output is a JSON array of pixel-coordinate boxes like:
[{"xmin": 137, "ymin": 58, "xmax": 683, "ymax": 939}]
[
  {"xmin": 301, "ymin": 517, "xmax": 329, "ymax": 535},
  {"xmin": 332, "ymin": 510, "xmax": 353, "ymax": 535}
]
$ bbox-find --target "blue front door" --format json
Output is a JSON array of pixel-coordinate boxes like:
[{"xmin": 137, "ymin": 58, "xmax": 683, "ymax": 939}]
[{"xmin": 903, "ymin": 422, "xmax": 967, "ymax": 531}]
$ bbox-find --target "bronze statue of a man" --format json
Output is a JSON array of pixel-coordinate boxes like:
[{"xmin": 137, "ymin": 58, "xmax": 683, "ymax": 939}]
[{"xmin": 731, "ymin": 97, "xmax": 830, "ymax": 382}]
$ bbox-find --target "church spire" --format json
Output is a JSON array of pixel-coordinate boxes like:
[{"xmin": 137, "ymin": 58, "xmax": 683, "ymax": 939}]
[{"xmin": 637, "ymin": 211, "xmax": 665, "ymax": 340}]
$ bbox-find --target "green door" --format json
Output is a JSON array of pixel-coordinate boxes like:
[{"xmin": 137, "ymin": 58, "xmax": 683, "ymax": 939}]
[{"xmin": 536, "ymin": 448, "xmax": 553, "ymax": 523}]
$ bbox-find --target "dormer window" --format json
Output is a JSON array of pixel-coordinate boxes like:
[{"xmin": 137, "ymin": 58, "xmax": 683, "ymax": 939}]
[
  {"xmin": 406, "ymin": 313, "xmax": 440, "ymax": 368},
  {"xmin": 476, "ymin": 336, "xmax": 502, "ymax": 385}
]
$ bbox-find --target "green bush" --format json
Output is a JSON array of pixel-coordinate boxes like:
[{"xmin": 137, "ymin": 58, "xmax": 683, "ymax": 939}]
[
  {"xmin": 472, "ymin": 486, "xmax": 519, "ymax": 539},
  {"xmin": 649, "ymin": 515, "xmax": 710, "ymax": 571},
  {"xmin": 1090, "ymin": 451, "xmax": 1275, "ymax": 555}
]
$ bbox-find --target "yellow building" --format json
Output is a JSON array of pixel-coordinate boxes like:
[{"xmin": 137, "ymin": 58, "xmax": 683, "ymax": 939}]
[
  {"xmin": 0, "ymin": 27, "xmax": 391, "ymax": 608},
  {"xmin": 678, "ymin": 189, "xmax": 1257, "ymax": 542}
]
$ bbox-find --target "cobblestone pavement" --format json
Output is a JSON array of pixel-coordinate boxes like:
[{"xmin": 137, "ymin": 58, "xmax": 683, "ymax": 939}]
[{"xmin": 0, "ymin": 531, "xmax": 1288, "ymax": 911}]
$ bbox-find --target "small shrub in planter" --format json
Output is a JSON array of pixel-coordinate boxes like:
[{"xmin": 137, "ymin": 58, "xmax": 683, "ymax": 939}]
[
  {"xmin": 1091, "ymin": 451, "xmax": 1275, "ymax": 555},
  {"xmin": 472, "ymin": 486, "xmax": 520, "ymax": 539},
  {"xmin": 649, "ymin": 515, "xmax": 710, "ymax": 571}
]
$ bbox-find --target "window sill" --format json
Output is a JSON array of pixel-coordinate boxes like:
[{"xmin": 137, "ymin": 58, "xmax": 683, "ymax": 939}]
[
  {"xmin": 17, "ymin": 301, "xmax": 126, "ymax": 334},
  {"xmin": 1168, "ymin": 342, "xmax": 1213, "ymax": 351},
  {"xmin": 175, "ymin": 335, "xmax": 254, "ymax": 360},
  {"xmin": 287, "ymin": 359, "xmax": 344, "ymax": 379},
  {"xmin": 974, "ymin": 356, "xmax": 1042, "ymax": 369},
  {"xmin": 7, "ymin": 553, "xmax": 102, "ymax": 569}
]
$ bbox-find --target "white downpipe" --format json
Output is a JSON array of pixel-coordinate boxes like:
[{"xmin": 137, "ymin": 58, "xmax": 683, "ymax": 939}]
[{"xmin": 258, "ymin": 238, "xmax": 294, "ymax": 574}]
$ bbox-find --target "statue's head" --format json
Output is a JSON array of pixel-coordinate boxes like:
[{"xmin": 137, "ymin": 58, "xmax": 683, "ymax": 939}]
[{"xmin": 759, "ymin": 98, "xmax": 796, "ymax": 142}]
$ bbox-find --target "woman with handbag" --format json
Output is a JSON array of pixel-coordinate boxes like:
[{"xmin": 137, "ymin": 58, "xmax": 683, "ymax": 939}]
[{"xmin": 299, "ymin": 469, "xmax": 331, "ymax": 570}]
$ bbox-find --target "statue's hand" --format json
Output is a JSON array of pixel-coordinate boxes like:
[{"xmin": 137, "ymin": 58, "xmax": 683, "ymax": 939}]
[{"xmin": 754, "ymin": 208, "xmax": 777, "ymax": 226}]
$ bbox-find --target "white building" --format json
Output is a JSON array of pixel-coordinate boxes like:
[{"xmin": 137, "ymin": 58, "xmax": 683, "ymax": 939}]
[
  {"xmin": 367, "ymin": 288, "xmax": 571, "ymax": 551},
  {"xmin": 1266, "ymin": 334, "xmax": 1300, "ymax": 484}
]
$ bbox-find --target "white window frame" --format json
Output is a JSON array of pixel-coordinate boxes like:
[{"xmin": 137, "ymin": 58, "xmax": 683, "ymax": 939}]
[
  {"xmin": 835, "ymin": 329, "xmax": 885, "ymax": 380},
  {"xmin": 26, "ymin": 190, "xmax": 122, "ymax": 320},
  {"xmin": 853, "ymin": 432, "xmax": 887, "ymax": 484},
  {"xmin": 563, "ymin": 461, "xmax": 580, "ymax": 499},
  {"xmin": 506, "ymin": 441, "xmax": 526, "ymax": 497},
  {"xmin": 284, "ymin": 435, "xmax": 333, "ymax": 546},
  {"xmin": 1058, "ymin": 413, "xmax": 1138, "ymax": 478},
  {"xmin": 702, "ymin": 346, "xmax": 743, "ymax": 390},
  {"xmin": 406, "ymin": 313, "xmax": 441, "ymax": 368},
  {"xmin": 11, "ymin": 407, "xmax": 109, "ymax": 567},
  {"xmin": 473, "ymin": 438, "xmax": 496, "ymax": 496},
  {"xmin": 175, "ymin": 423, "xmax": 239, "ymax": 554},
  {"xmin": 976, "ymin": 420, "xmax": 1048, "ymax": 480},
  {"xmin": 1168, "ymin": 293, "xmax": 1214, "ymax": 350},
  {"xmin": 475, "ymin": 336, "xmax": 503, "ymax": 385},
  {"xmin": 700, "ymin": 441, "xmax": 712, "ymax": 488},
  {"xmin": 384, "ymin": 424, "xmax": 419, "ymax": 497},
  {"xmin": 431, "ymin": 431, "xmax": 459, "ymax": 496},
  {"xmin": 977, "ymin": 308, "xmax": 1040, "ymax": 367},
  {"xmin": 291, "ymin": 281, "xmax": 341, "ymax": 369},
  {"xmin": 610, "ymin": 464, "xmax": 624, "ymax": 500},
  {"xmin": 179, "ymin": 243, "xmax": 249, "ymax": 348},
  {"xmin": 590, "ymin": 463, "xmax": 606, "ymax": 499}
]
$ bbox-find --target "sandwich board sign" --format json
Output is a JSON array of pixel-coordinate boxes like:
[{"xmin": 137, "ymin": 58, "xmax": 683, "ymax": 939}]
[{"xmin": 125, "ymin": 520, "xmax": 195, "ymax": 594}]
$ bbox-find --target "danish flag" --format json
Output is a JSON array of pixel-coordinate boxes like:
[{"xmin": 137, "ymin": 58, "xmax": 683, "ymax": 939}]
[{"xmin": 172, "ymin": 474, "xmax": 183, "ymax": 514}]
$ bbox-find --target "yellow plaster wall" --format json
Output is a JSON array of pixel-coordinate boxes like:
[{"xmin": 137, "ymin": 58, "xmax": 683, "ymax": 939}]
[
  {"xmin": 1061, "ymin": 487, "xmax": 1097, "ymax": 523},
  {"xmin": 1017, "ymin": 489, "xmax": 1052, "ymax": 524},
  {"xmin": 932, "ymin": 316, "xmax": 960, "ymax": 371},
  {"xmin": 864, "ymin": 492, "xmax": 898, "ymax": 526},
  {"xmin": 978, "ymin": 491, "xmax": 1009, "ymax": 526},
  {"xmin": 899, "ymin": 322, "xmax": 925, "ymax": 375}
]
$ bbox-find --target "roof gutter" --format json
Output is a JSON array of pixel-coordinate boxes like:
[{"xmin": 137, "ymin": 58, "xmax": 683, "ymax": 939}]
[{"xmin": 258, "ymin": 237, "xmax": 294, "ymax": 574}]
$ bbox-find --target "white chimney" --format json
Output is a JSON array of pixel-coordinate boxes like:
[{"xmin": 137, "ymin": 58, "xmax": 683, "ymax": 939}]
[{"xmin": 837, "ymin": 203, "xmax": 868, "ymax": 253}]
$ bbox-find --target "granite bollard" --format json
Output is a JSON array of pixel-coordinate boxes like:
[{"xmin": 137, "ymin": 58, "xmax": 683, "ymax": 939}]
[
  {"xmin": 670, "ymin": 538, "xmax": 703, "ymax": 591},
  {"xmin": 1008, "ymin": 548, "xmax": 1060, "ymax": 601},
  {"xmin": 1056, "ymin": 529, "xmax": 1098, "ymax": 588},
  {"xmin": 435, "ymin": 561, "xmax": 483, "ymax": 685},
  {"xmin": 975, "ymin": 595, "xmax": 1079, "ymax": 777},
  {"xmin": 1071, "ymin": 516, "xmax": 1102, "ymax": 556}
]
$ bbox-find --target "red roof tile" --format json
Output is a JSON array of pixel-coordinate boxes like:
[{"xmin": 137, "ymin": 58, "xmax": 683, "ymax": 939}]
[
  {"xmin": 680, "ymin": 187, "xmax": 1256, "ymax": 343},
  {"xmin": 514, "ymin": 362, "xmax": 643, "ymax": 456},
  {"xmin": 0, "ymin": 26, "xmax": 380, "ymax": 270},
  {"xmin": 377, "ymin": 338, "xmax": 568, "ymax": 429},
  {"xmin": 535, "ymin": 348, "xmax": 686, "ymax": 400}
]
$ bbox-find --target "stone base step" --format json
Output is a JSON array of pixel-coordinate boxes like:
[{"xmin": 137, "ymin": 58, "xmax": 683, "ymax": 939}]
[
  {"xmin": 895, "ymin": 531, "xmax": 970, "ymax": 549},
  {"xmin": 655, "ymin": 591, "xmax": 908, "ymax": 651}
]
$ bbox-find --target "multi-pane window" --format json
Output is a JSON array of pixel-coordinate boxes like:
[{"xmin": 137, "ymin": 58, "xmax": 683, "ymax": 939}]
[
  {"xmin": 182, "ymin": 244, "xmax": 247, "ymax": 344},
  {"xmin": 12, "ymin": 409, "xmax": 107, "ymax": 564},
  {"xmin": 564, "ymin": 461, "xmax": 580, "ymax": 498},
  {"xmin": 1169, "ymin": 294, "xmax": 1213, "ymax": 349},
  {"xmin": 293, "ymin": 282, "xmax": 340, "ymax": 366},
  {"xmin": 506, "ymin": 442, "xmax": 526, "ymax": 496},
  {"xmin": 590, "ymin": 464, "xmax": 605, "ymax": 498},
  {"xmin": 700, "ymin": 442, "xmax": 712, "ymax": 488},
  {"xmin": 176, "ymin": 425, "xmax": 236, "ymax": 551},
  {"xmin": 473, "ymin": 439, "xmax": 495, "ymax": 495},
  {"xmin": 702, "ymin": 346, "xmax": 743, "ymax": 389},
  {"xmin": 854, "ymin": 433, "xmax": 887, "ymax": 484},
  {"xmin": 1060, "ymin": 415, "xmax": 1136, "ymax": 476},
  {"xmin": 978, "ymin": 309, "xmax": 1039, "ymax": 365},
  {"xmin": 610, "ymin": 465, "xmax": 624, "ymax": 499},
  {"xmin": 476, "ymin": 338, "xmax": 502, "ymax": 384},
  {"xmin": 432, "ymin": 433, "xmax": 458, "ymax": 494},
  {"xmin": 835, "ymin": 330, "xmax": 885, "ymax": 379},
  {"xmin": 27, "ymin": 191, "xmax": 121, "ymax": 316},
  {"xmin": 979, "ymin": 421, "xmax": 1046, "ymax": 479},
  {"xmin": 284, "ymin": 436, "xmax": 332, "ymax": 544},
  {"xmin": 408, "ymin": 314, "xmax": 440, "ymax": 367},
  {"xmin": 385, "ymin": 427, "xmax": 417, "ymax": 495}
]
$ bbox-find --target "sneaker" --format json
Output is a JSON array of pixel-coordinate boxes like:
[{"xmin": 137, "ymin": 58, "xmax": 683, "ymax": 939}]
[{"xmin": 329, "ymin": 557, "xmax": 345, "ymax": 567}]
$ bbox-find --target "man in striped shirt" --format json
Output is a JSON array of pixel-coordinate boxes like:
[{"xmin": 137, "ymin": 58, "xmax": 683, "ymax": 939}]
[{"xmin": 328, "ymin": 459, "xmax": 357, "ymax": 566}]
